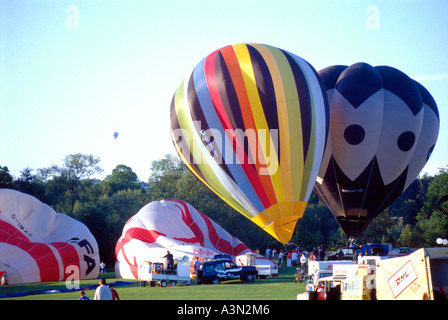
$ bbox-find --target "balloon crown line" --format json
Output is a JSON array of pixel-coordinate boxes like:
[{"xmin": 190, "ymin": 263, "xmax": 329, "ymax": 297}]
[{"xmin": 436, "ymin": 238, "xmax": 448, "ymax": 246}]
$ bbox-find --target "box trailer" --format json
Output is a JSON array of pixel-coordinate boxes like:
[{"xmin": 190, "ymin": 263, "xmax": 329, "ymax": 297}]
[
  {"xmin": 236, "ymin": 252, "xmax": 278, "ymax": 278},
  {"xmin": 376, "ymin": 247, "xmax": 448, "ymax": 300}
]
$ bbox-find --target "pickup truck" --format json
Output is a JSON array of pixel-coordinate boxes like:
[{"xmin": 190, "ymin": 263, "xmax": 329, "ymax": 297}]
[{"xmin": 196, "ymin": 259, "xmax": 258, "ymax": 284}]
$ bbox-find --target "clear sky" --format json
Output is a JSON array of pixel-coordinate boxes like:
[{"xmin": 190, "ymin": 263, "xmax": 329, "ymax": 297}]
[{"xmin": 1, "ymin": 0, "xmax": 447, "ymax": 182}]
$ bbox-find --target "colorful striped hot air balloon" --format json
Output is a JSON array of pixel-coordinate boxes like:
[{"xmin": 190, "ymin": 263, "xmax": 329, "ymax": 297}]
[{"xmin": 170, "ymin": 43, "xmax": 329, "ymax": 243}]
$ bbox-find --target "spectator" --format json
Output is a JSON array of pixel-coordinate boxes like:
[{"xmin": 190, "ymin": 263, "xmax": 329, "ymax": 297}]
[
  {"xmin": 94, "ymin": 279, "xmax": 112, "ymax": 300},
  {"xmin": 278, "ymin": 250, "xmax": 284, "ymax": 267},
  {"xmin": 78, "ymin": 291, "xmax": 90, "ymax": 300},
  {"xmin": 109, "ymin": 285, "xmax": 120, "ymax": 300},
  {"xmin": 287, "ymin": 251, "xmax": 292, "ymax": 267},
  {"xmin": 318, "ymin": 244, "xmax": 326, "ymax": 261},
  {"xmin": 300, "ymin": 253, "xmax": 307, "ymax": 272},
  {"xmin": 265, "ymin": 248, "xmax": 271, "ymax": 260},
  {"xmin": 291, "ymin": 250, "xmax": 298, "ymax": 266},
  {"xmin": 358, "ymin": 252, "xmax": 363, "ymax": 264},
  {"xmin": 99, "ymin": 261, "xmax": 106, "ymax": 273}
]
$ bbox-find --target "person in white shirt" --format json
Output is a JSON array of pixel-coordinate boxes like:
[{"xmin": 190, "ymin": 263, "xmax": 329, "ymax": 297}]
[
  {"xmin": 300, "ymin": 253, "xmax": 307, "ymax": 273},
  {"xmin": 357, "ymin": 252, "xmax": 363, "ymax": 264},
  {"xmin": 94, "ymin": 278, "xmax": 113, "ymax": 300},
  {"xmin": 291, "ymin": 251, "xmax": 298, "ymax": 266},
  {"xmin": 265, "ymin": 248, "xmax": 271, "ymax": 260}
]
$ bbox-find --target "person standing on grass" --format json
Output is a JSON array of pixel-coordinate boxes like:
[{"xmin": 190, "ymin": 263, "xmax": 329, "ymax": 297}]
[
  {"xmin": 109, "ymin": 285, "xmax": 120, "ymax": 300},
  {"xmin": 300, "ymin": 253, "xmax": 307, "ymax": 273},
  {"xmin": 94, "ymin": 278, "xmax": 112, "ymax": 300},
  {"xmin": 278, "ymin": 250, "xmax": 284, "ymax": 266},
  {"xmin": 99, "ymin": 261, "xmax": 106, "ymax": 273}
]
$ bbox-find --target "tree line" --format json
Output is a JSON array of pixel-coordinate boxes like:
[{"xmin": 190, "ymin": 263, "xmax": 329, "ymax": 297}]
[{"xmin": 1, "ymin": 153, "xmax": 447, "ymax": 267}]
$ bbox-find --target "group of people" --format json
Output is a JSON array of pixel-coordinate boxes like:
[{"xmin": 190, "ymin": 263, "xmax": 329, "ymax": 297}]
[
  {"xmin": 277, "ymin": 249, "xmax": 308, "ymax": 269},
  {"xmin": 264, "ymin": 244, "xmax": 328, "ymax": 272},
  {"xmin": 78, "ymin": 278, "xmax": 120, "ymax": 300},
  {"xmin": 309, "ymin": 245, "xmax": 326, "ymax": 262}
]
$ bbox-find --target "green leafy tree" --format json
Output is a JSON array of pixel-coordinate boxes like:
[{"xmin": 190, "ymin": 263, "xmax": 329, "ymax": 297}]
[
  {"xmin": 37, "ymin": 153, "xmax": 103, "ymax": 210},
  {"xmin": 13, "ymin": 168, "xmax": 45, "ymax": 200},
  {"xmin": 398, "ymin": 224, "xmax": 423, "ymax": 248},
  {"xmin": 0, "ymin": 166, "xmax": 13, "ymax": 188},
  {"xmin": 104, "ymin": 164, "xmax": 140, "ymax": 193},
  {"xmin": 416, "ymin": 166, "xmax": 448, "ymax": 246},
  {"xmin": 147, "ymin": 154, "xmax": 186, "ymax": 201}
]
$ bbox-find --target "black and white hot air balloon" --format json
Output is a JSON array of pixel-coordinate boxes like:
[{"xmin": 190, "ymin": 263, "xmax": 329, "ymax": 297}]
[{"xmin": 315, "ymin": 63, "xmax": 439, "ymax": 241}]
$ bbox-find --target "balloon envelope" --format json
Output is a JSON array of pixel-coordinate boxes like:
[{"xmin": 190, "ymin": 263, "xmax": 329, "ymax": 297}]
[
  {"xmin": 115, "ymin": 200, "xmax": 274, "ymax": 279},
  {"xmin": 170, "ymin": 43, "xmax": 329, "ymax": 243},
  {"xmin": 0, "ymin": 189, "xmax": 100, "ymax": 284},
  {"xmin": 314, "ymin": 63, "xmax": 439, "ymax": 240}
]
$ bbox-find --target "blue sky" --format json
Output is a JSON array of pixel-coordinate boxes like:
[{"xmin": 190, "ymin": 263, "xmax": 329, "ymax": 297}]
[{"xmin": 1, "ymin": 0, "xmax": 447, "ymax": 181}]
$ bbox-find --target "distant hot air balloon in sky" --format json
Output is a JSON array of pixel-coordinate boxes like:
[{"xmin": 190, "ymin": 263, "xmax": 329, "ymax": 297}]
[
  {"xmin": 170, "ymin": 43, "xmax": 329, "ymax": 243},
  {"xmin": 113, "ymin": 132, "xmax": 119, "ymax": 139},
  {"xmin": 314, "ymin": 63, "xmax": 439, "ymax": 241}
]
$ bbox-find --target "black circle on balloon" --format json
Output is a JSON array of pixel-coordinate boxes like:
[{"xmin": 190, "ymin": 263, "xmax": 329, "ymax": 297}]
[
  {"xmin": 344, "ymin": 124, "xmax": 365, "ymax": 145},
  {"xmin": 397, "ymin": 131, "xmax": 415, "ymax": 152}
]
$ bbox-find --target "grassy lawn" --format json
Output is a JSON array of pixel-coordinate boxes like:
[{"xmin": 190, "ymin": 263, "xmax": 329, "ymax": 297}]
[{"xmin": 0, "ymin": 267, "xmax": 306, "ymax": 300}]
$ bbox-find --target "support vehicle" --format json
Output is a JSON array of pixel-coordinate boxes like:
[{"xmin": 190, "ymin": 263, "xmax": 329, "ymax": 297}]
[
  {"xmin": 196, "ymin": 259, "xmax": 258, "ymax": 284},
  {"xmin": 299, "ymin": 260, "xmax": 356, "ymax": 299},
  {"xmin": 138, "ymin": 256, "xmax": 191, "ymax": 287},
  {"xmin": 376, "ymin": 247, "xmax": 448, "ymax": 300},
  {"xmin": 299, "ymin": 247, "xmax": 448, "ymax": 300}
]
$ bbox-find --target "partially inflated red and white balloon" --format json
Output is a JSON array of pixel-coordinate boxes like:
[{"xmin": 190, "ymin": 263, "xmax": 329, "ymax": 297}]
[
  {"xmin": 0, "ymin": 189, "xmax": 100, "ymax": 284},
  {"xmin": 115, "ymin": 200, "xmax": 274, "ymax": 279}
]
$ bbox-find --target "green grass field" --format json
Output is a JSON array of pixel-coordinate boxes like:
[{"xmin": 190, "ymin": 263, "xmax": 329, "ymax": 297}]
[{"xmin": 0, "ymin": 267, "xmax": 306, "ymax": 300}]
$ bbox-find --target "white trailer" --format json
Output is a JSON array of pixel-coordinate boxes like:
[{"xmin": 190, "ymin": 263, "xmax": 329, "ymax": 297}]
[
  {"xmin": 376, "ymin": 247, "xmax": 448, "ymax": 300},
  {"xmin": 138, "ymin": 256, "xmax": 191, "ymax": 287},
  {"xmin": 236, "ymin": 252, "xmax": 278, "ymax": 278}
]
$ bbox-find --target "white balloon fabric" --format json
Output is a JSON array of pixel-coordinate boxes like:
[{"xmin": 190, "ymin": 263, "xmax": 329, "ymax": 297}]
[
  {"xmin": 115, "ymin": 200, "xmax": 274, "ymax": 279},
  {"xmin": 0, "ymin": 189, "xmax": 100, "ymax": 284}
]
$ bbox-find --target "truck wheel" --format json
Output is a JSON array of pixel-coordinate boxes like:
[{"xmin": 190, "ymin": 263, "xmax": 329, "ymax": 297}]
[
  {"xmin": 170, "ymin": 280, "xmax": 177, "ymax": 287},
  {"xmin": 245, "ymin": 272, "xmax": 255, "ymax": 282},
  {"xmin": 160, "ymin": 280, "xmax": 168, "ymax": 287},
  {"xmin": 211, "ymin": 277, "xmax": 221, "ymax": 285}
]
